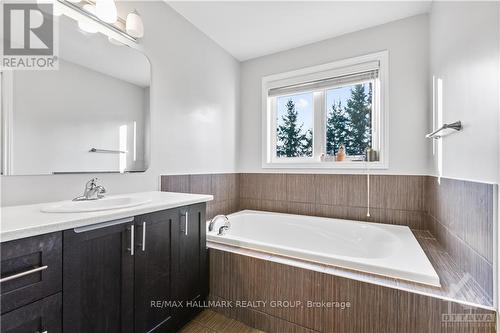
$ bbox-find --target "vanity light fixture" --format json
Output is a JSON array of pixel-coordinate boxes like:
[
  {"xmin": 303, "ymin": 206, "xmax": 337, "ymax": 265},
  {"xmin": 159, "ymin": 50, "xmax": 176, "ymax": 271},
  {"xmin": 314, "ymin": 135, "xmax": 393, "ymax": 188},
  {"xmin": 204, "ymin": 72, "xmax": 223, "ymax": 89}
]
[
  {"xmin": 59, "ymin": 0, "xmax": 140, "ymax": 42},
  {"xmin": 126, "ymin": 10, "xmax": 144, "ymax": 38},
  {"xmin": 95, "ymin": 0, "xmax": 117, "ymax": 24}
]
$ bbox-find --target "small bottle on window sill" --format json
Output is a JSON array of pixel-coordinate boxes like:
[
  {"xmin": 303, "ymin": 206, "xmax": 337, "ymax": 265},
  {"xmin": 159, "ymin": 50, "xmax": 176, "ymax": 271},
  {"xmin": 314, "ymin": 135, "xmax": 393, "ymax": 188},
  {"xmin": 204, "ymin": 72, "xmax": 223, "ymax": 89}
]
[
  {"xmin": 365, "ymin": 148, "xmax": 379, "ymax": 162},
  {"xmin": 336, "ymin": 144, "xmax": 346, "ymax": 162}
]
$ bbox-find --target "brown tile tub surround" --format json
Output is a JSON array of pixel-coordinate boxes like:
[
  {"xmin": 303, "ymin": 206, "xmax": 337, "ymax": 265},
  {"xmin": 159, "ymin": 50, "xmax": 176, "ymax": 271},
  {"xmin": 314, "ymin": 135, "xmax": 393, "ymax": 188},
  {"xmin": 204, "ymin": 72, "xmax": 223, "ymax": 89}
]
[
  {"xmin": 209, "ymin": 249, "xmax": 496, "ymax": 333},
  {"xmin": 239, "ymin": 174, "xmax": 427, "ymax": 229},
  {"xmin": 425, "ymin": 177, "xmax": 496, "ymax": 302},
  {"xmin": 162, "ymin": 173, "xmax": 428, "ymax": 229},
  {"xmin": 161, "ymin": 173, "xmax": 496, "ymax": 301}
]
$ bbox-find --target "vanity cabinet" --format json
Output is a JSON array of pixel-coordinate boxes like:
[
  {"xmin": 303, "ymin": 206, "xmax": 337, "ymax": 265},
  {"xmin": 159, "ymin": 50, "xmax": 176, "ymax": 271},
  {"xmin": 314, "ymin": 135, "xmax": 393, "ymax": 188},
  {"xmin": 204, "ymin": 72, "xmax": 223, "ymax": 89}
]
[
  {"xmin": 171, "ymin": 203, "xmax": 208, "ymax": 328},
  {"xmin": 63, "ymin": 219, "xmax": 135, "ymax": 333},
  {"xmin": 0, "ymin": 232, "xmax": 62, "ymax": 314},
  {"xmin": 134, "ymin": 210, "xmax": 174, "ymax": 333},
  {"xmin": 61, "ymin": 203, "xmax": 207, "ymax": 333},
  {"xmin": 0, "ymin": 233, "xmax": 63, "ymax": 333},
  {"xmin": 0, "ymin": 293, "xmax": 62, "ymax": 333}
]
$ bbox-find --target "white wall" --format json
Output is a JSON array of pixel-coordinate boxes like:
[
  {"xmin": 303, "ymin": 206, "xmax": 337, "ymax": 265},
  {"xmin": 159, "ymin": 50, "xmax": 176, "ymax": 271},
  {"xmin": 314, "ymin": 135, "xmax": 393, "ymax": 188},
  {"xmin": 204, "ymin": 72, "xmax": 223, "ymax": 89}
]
[
  {"xmin": 429, "ymin": 2, "xmax": 500, "ymax": 184},
  {"xmin": 238, "ymin": 14, "xmax": 429, "ymax": 174},
  {"xmin": 0, "ymin": 1, "xmax": 240, "ymax": 206}
]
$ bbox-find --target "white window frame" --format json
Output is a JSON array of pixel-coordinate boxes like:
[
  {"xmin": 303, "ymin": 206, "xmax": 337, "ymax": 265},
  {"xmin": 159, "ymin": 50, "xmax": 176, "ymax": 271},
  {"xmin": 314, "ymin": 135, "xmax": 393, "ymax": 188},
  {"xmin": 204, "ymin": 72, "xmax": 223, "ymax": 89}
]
[{"xmin": 261, "ymin": 51, "xmax": 389, "ymax": 169}]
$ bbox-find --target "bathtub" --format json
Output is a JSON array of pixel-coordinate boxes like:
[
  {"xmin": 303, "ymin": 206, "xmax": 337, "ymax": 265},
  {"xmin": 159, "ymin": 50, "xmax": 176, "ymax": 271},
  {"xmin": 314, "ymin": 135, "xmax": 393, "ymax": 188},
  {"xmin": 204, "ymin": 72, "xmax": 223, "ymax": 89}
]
[{"xmin": 207, "ymin": 210, "xmax": 440, "ymax": 287}]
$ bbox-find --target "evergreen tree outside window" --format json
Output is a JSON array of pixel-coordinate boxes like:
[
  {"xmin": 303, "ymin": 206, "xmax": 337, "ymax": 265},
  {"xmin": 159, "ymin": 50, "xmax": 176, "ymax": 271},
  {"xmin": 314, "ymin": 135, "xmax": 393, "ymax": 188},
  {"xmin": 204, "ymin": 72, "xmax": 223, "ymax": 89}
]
[
  {"xmin": 326, "ymin": 82, "xmax": 373, "ymax": 156},
  {"xmin": 276, "ymin": 93, "xmax": 313, "ymax": 158}
]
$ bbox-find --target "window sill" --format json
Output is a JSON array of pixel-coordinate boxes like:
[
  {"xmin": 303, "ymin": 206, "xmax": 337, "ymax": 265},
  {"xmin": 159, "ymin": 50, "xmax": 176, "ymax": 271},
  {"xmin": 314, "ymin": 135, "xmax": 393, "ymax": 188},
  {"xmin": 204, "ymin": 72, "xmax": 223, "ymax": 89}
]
[{"xmin": 262, "ymin": 160, "xmax": 388, "ymax": 170}]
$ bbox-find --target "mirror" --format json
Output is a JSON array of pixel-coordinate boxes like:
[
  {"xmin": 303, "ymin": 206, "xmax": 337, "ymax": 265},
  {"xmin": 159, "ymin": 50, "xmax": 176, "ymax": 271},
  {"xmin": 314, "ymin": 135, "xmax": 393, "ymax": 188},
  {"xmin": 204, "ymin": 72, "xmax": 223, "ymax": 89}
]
[{"xmin": 1, "ymin": 13, "xmax": 150, "ymax": 175}]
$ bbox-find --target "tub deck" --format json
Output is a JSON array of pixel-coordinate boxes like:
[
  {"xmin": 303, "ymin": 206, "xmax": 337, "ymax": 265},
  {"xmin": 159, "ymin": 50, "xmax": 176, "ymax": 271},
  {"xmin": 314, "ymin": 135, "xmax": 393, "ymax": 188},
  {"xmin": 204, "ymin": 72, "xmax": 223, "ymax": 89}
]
[
  {"xmin": 208, "ymin": 210, "xmax": 441, "ymax": 287},
  {"xmin": 208, "ymin": 228, "xmax": 493, "ymax": 309}
]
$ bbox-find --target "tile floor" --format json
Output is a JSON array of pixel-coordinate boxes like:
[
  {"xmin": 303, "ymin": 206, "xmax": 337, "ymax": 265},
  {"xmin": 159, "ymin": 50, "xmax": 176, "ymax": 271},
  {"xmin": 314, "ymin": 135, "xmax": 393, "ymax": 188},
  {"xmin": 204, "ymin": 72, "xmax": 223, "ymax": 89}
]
[{"xmin": 179, "ymin": 310, "xmax": 263, "ymax": 333}]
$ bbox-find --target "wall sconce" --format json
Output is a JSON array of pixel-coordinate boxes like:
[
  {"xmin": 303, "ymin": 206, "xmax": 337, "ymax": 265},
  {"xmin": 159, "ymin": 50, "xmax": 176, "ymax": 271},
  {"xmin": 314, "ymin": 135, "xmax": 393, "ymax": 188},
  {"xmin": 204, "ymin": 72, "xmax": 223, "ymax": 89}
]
[{"xmin": 126, "ymin": 10, "xmax": 144, "ymax": 38}]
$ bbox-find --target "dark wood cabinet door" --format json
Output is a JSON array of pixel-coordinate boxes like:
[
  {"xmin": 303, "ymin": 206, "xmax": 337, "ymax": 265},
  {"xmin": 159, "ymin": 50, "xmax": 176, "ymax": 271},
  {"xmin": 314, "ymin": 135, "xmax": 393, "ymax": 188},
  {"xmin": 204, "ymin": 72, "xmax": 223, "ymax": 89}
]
[
  {"xmin": 0, "ymin": 232, "xmax": 62, "ymax": 314},
  {"xmin": 0, "ymin": 293, "xmax": 62, "ymax": 333},
  {"xmin": 134, "ymin": 210, "xmax": 173, "ymax": 333},
  {"xmin": 171, "ymin": 203, "xmax": 207, "ymax": 325},
  {"xmin": 63, "ymin": 219, "xmax": 134, "ymax": 333}
]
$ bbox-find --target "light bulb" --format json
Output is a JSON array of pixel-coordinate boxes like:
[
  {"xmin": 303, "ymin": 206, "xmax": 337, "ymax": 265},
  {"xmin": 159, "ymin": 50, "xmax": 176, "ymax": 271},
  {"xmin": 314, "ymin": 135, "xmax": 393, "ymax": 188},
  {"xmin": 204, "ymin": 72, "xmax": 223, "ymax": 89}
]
[
  {"xmin": 126, "ymin": 10, "xmax": 144, "ymax": 38},
  {"xmin": 96, "ymin": 0, "xmax": 117, "ymax": 24},
  {"xmin": 78, "ymin": 4, "xmax": 98, "ymax": 33}
]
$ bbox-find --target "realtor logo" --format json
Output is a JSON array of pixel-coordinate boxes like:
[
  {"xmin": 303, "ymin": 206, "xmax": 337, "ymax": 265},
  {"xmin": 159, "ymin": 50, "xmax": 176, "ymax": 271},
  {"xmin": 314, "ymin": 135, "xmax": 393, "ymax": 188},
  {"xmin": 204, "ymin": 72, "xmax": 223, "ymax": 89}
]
[{"xmin": 2, "ymin": 2, "xmax": 58, "ymax": 69}]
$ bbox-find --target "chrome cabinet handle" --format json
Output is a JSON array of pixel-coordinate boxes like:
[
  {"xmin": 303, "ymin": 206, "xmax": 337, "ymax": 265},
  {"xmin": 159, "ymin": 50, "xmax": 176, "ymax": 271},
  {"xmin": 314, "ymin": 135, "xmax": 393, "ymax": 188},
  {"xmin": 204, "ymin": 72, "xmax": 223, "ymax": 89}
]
[
  {"xmin": 185, "ymin": 211, "xmax": 189, "ymax": 236},
  {"xmin": 142, "ymin": 221, "xmax": 146, "ymax": 252},
  {"xmin": 127, "ymin": 225, "xmax": 134, "ymax": 256},
  {"xmin": 0, "ymin": 265, "xmax": 48, "ymax": 283}
]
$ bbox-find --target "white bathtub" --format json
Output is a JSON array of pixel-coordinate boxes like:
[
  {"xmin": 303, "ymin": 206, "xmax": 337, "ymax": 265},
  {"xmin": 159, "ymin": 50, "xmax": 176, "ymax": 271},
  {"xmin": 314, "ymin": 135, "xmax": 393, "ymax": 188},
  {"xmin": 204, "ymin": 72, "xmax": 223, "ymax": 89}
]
[{"xmin": 207, "ymin": 210, "xmax": 440, "ymax": 287}]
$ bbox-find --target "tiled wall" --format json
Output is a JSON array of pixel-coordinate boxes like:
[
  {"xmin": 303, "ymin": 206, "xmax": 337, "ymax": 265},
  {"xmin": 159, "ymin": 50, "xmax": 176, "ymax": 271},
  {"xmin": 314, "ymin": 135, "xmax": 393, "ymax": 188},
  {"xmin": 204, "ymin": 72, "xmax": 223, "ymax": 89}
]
[
  {"xmin": 161, "ymin": 173, "xmax": 427, "ymax": 228},
  {"xmin": 161, "ymin": 173, "xmax": 496, "ymax": 299},
  {"xmin": 161, "ymin": 174, "xmax": 239, "ymax": 220},
  {"xmin": 425, "ymin": 177, "xmax": 496, "ymax": 299},
  {"xmin": 239, "ymin": 174, "xmax": 427, "ymax": 229}
]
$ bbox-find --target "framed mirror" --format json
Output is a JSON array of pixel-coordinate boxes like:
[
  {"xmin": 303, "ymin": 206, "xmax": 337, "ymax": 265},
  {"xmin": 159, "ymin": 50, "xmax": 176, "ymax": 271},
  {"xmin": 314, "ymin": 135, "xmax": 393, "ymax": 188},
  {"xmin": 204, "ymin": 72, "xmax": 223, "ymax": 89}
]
[{"xmin": 1, "ymin": 11, "xmax": 151, "ymax": 175}]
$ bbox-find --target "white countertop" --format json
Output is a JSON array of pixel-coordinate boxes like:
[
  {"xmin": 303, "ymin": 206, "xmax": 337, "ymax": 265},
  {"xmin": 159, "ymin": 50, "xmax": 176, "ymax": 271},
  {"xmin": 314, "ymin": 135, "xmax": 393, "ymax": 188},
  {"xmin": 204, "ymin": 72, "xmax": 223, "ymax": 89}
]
[{"xmin": 0, "ymin": 191, "xmax": 213, "ymax": 242}]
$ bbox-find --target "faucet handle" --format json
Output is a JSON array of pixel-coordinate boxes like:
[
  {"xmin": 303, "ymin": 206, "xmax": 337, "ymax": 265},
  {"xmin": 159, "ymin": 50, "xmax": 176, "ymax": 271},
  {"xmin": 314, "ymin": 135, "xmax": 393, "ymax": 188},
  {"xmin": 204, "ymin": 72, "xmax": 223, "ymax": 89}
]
[
  {"xmin": 85, "ymin": 178, "xmax": 98, "ymax": 188},
  {"xmin": 96, "ymin": 185, "xmax": 106, "ymax": 199}
]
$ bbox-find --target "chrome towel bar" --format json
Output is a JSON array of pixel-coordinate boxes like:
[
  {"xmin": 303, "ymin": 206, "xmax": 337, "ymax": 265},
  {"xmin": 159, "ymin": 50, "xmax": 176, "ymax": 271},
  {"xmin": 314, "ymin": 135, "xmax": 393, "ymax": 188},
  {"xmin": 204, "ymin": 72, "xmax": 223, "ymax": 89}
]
[
  {"xmin": 89, "ymin": 148, "xmax": 127, "ymax": 154},
  {"xmin": 426, "ymin": 121, "xmax": 462, "ymax": 139}
]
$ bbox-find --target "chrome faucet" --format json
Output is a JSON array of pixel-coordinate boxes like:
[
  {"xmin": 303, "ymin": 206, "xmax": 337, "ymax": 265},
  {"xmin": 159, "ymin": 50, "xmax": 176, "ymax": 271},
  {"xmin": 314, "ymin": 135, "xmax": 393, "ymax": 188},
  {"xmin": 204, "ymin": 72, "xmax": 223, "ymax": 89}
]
[
  {"xmin": 209, "ymin": 215, "xmax": 230, "ymax": 235},
  {"xmin": 73, "ymin": 178, "xmax": 106, "ymax": 201},
  {"xmin": 218, "ymin": 225, "xmax": 230, "ymax": 236}
]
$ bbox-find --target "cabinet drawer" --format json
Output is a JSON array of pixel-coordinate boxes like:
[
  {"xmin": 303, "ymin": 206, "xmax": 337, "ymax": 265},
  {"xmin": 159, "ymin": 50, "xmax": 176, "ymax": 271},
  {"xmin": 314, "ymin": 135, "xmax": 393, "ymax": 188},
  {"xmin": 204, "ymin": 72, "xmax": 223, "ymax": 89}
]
[
  {"xmin": 0, "ymin": 293, "xmax": 62, "ymax": 333},
  {"xmin": 0, "ymin": 232, "xmax": 62, "ymax": 313}
]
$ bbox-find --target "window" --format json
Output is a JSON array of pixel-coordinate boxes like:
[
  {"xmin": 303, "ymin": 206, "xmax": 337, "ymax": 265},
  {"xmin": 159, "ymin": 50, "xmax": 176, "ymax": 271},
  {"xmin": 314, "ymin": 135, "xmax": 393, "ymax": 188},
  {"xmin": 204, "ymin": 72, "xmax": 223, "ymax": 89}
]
[{"xmin": 262, "ymin": 51, "xmax": 388, "ymax": 169}]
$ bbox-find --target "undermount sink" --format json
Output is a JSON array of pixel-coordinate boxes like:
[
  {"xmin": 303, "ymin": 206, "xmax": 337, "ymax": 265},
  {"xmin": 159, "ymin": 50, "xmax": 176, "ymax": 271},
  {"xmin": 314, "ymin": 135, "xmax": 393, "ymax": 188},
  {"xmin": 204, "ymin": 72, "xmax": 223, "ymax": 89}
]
[{"xmin": 41, "ymin": 197, "xmax": 152, "ymax": 213}]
